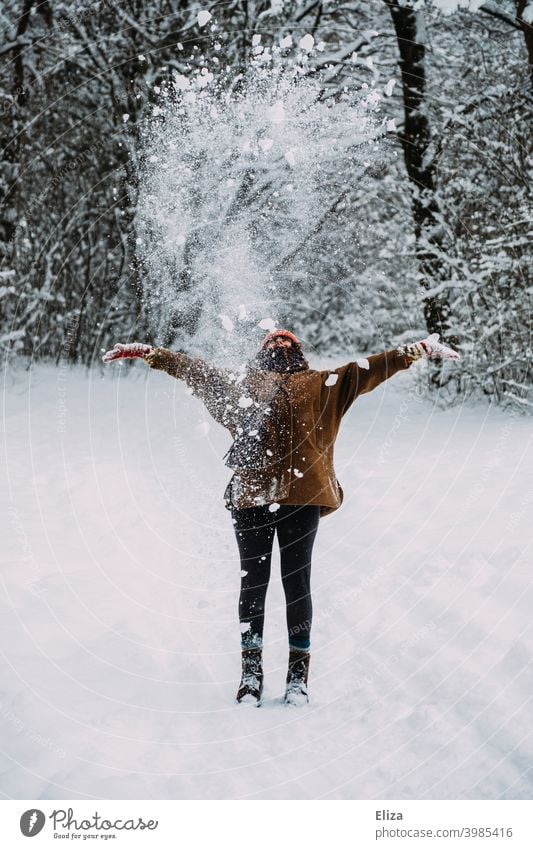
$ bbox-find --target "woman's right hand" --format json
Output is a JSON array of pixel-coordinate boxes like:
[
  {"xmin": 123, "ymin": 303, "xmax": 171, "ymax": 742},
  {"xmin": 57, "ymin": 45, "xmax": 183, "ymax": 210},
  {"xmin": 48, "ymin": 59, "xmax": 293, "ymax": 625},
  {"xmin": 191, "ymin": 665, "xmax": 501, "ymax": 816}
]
[{"xmin": 102, "ymin": 342, "xmax": 153, "ymax": 363}]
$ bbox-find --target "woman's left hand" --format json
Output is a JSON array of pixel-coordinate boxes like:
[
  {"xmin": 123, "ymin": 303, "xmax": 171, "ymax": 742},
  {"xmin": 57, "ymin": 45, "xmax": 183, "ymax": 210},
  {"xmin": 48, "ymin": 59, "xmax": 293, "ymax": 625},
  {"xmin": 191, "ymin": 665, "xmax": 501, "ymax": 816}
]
[{"xmin": 418, "ymin": 333, "xmax": 461, "ymax": 361}]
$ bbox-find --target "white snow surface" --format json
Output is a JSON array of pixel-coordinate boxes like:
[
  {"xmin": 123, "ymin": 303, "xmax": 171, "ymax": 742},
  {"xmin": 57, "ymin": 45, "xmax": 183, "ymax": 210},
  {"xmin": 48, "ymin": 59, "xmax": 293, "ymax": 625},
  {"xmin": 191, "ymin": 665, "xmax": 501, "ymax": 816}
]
[{"xmin": 2, "ymin": 363, "xmax": 532, "ymax": 800}]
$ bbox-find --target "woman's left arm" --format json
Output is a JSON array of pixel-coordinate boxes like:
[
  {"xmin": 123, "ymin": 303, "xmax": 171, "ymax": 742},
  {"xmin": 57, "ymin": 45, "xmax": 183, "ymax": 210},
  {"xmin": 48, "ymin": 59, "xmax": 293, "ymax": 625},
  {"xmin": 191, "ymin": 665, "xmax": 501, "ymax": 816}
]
[{"xmin": 328, "ymin": 334, "xmax": 460, "ymax": 415}]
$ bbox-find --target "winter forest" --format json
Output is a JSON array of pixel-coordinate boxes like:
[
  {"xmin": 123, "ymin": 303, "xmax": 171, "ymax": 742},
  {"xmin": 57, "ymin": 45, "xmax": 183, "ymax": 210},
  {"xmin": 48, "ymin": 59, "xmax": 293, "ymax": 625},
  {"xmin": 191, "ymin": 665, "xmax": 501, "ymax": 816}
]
[
  {"xmin": 2, "ymin": 0, "xmax": 533, "ymax": 806},
  {"xmin": 1, "ymin": 0, "xmax": 531, "ymax": 403}
]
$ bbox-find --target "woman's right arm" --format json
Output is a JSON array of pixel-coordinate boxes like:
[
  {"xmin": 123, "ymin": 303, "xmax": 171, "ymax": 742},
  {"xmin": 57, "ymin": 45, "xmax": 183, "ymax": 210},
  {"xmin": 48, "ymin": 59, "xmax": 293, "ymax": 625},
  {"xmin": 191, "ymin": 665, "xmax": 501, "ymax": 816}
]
[
  {"xmin": 147, "ymin": 347, "xmax": 241, "ymax": 430},
  {"xmin": 103, "ymin": 344, "xmax": 238, "ymax": 430},
  {"xmin": 103, "ymin": 343, "xmax": 223, "ymax": 390}
]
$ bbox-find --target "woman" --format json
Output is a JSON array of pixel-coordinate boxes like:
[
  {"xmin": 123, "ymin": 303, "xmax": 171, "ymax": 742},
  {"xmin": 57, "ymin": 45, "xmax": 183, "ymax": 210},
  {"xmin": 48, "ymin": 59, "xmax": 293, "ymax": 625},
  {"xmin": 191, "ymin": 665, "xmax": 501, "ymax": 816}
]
[{"xmin": 103, "ymin": 330, "xmax": 459, "ymax": 706}]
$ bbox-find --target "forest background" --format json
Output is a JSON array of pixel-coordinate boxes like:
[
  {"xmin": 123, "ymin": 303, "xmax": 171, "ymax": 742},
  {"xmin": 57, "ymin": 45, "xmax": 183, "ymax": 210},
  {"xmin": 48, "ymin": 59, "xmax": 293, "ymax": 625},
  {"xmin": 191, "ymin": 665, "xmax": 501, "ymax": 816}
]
[{"xmin": 0, "ymin": 0, "xmax": 531, "ymax": 407}]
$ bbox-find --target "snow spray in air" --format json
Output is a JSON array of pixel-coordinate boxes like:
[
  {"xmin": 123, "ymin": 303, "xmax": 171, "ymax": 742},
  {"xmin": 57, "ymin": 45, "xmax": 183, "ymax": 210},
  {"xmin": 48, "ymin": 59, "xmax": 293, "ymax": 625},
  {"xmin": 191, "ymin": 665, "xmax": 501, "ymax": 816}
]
[{"xmin": 136, "ymin": 29, "xmax": 388, "ymax": 366}]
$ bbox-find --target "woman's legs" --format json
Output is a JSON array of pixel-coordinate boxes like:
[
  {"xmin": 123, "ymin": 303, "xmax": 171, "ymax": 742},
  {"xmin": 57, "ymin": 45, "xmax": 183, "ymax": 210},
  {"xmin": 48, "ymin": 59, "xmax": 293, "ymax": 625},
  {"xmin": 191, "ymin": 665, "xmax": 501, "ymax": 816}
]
[
  {"xmin": 276, "ymin": 505, "xmax": 321, "ymax": 650},
  {"xmin": 231, "ymin": 506, "xmax": 275, "ymax": 650},
  {"xmin": 231, "ymin": 504, "xmax": 320, "ymax": 703}
]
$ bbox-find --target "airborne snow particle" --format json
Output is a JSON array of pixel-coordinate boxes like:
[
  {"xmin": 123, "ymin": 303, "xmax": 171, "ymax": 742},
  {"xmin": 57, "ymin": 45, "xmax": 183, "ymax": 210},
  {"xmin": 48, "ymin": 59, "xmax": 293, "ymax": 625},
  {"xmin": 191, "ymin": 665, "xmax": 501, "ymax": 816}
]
[
  {"xmin": 174, "ymin": 73, "xmax": 190, "ymax": 91},
  {"xmin": 325, "ymin": 373, "xmax": 338, "ymax": 386},
  {"xmin": 280, "ymin": 34, "xmax": 293, "ymax": 49},
  {"xmin": 219, "ymin": 313, "xmax": 234, "ymax": 332},
  {"xmin": 299, "ymin": 34, "xmax": 315, "ymax": 52},
  {"xmin": 259, "ymin": 138, "xmax": 274, "ymax": 153},
  {"xmin": 268, "ymin": 502, "xmax": 280, "ymax": 512},
  {"xmin": 240, "ymin": 622, "xmax": 251, "ymax": 633},
  {"xmin": 384, "ymin": 79, "xmax": 396, "ymax": 97},
  {"xmin": 387, "ymin": 118, "xmax": 397, "ymax": 132},
  {"xmin": 198, "ymin": 10, "xmax": 212, "ymax": 27},
  {"xmin": 356, "ymin": 358, "xmax": 370, "ymax": 370},
  {"xmin": 238, "ymin": 396, "xmax": 253, "ymax": 408},
  {"xmin": 284, "ymin": 149, "xmax": 297, "ymax": 166},
  {"xmin": 267, "ymin": 101, "xmax": 285, "ymax": 125},
  {"xmin": 258, "ymin": 318, "xmax": 276, "ymax": 331}
]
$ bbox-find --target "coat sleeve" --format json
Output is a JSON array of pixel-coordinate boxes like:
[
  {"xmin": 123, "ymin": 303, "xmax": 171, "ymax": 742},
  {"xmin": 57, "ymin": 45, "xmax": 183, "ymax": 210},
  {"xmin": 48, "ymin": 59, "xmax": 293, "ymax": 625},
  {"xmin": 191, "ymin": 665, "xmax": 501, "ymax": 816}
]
[
  {"xmin": 332, "ymin": 348, "xmax": 418, "ymax": 416},
  {"xmin": 144, "ymin": 347, "xmax": 239, "ymax": 430}
]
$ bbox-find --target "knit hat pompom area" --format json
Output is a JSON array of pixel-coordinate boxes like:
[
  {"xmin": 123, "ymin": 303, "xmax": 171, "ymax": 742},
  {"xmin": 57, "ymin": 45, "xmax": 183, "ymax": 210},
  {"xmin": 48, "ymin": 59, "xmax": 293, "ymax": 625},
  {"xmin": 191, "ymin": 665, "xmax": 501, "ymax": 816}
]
[{"xmin": 260, "ymin": 329, "xmax": 302, "ymax": 350}]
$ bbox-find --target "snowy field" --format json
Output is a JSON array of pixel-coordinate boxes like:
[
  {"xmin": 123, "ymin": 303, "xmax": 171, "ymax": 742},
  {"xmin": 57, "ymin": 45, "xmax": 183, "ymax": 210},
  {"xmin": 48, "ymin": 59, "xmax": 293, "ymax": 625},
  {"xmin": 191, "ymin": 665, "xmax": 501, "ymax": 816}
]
[{"xmin": 2, "ymin": 360, "xmax": 532, "ymax": 800}]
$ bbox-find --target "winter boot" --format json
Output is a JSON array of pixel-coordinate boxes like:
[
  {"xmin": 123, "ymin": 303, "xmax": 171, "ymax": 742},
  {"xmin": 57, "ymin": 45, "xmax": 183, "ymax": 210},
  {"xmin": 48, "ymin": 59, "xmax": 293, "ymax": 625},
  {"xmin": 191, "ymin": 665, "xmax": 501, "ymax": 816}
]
[
  {"xmin": 236, "ymin": 648, "xmax": 263, "ymax": 705},
  {"xmin": 284, "ymin": 648, "xmax": 310, "ymax": 706}
]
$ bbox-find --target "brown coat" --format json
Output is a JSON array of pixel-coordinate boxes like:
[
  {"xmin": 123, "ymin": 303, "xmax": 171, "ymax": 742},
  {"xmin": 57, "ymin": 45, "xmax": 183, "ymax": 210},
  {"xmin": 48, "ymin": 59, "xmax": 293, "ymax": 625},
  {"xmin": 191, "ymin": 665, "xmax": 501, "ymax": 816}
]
[{"xmin": 145, "ymin": 347, "xmax": 417, "ymax": 517}]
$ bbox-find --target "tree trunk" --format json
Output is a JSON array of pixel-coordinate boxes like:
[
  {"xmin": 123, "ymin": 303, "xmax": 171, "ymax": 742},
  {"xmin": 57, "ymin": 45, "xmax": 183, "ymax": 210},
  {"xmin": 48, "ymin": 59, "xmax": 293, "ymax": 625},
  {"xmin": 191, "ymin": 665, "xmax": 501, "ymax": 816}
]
[
  {"xmin": 516, "ymin": 0, "xmax": 533, "ymax": 89},
  {"xmin": 0, "ymin": 0, "xmax": 34, "ymax": 276},
  {"xmin": 385, "ymin": 0, "xmax": 454, "ymax": 344}
]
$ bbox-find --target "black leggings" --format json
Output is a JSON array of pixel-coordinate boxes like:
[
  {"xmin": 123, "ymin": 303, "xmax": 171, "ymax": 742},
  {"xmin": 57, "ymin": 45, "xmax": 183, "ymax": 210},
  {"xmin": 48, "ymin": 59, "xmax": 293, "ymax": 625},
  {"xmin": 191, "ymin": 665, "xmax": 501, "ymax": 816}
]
[{"xmin": 231, "ymin": 505, "xmax": 321, "ymax": 650}]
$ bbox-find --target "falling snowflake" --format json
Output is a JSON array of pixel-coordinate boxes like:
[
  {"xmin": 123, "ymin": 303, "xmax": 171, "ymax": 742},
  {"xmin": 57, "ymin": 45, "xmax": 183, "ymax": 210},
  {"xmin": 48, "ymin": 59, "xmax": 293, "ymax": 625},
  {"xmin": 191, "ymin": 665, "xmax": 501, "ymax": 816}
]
[
  {"xmin": 259, "ymin": 138, "xmax": 274, "ymax": 153},
  {"xmin": 258, "ymin": 317, "xmax": 276, "ymax": 331},
  {"xmin": 198, "ymin": 10, "xmax": 212, "ymax": 27},
  {"xmin": 299, "ymin": 34, "xmax": 314, "ymax": 52},
  {"xmin": 219, "ymin": 313, "xmax": 234, "ymax": 332}
]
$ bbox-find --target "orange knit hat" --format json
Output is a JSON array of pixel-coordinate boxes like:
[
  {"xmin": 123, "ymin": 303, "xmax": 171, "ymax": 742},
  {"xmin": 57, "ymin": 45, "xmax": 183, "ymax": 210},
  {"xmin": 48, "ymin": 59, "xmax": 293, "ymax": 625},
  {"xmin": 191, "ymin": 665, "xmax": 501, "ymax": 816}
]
[{"xmin": 260, "ymin": 329, "xmax": 302, "ymax": 349}]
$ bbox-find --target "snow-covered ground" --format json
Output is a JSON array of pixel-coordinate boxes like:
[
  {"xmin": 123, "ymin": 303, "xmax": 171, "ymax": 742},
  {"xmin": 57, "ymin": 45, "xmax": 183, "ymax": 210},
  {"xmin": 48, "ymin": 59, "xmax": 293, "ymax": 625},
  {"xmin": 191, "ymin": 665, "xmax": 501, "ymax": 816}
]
[{"xmin": 2, "ymin": 360, "xmax": 532, "ymax": 800}]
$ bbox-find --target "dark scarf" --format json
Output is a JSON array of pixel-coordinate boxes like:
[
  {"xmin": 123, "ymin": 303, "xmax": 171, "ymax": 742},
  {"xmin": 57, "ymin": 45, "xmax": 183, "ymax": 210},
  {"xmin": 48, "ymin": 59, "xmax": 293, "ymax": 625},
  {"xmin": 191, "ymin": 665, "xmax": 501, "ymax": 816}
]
[{"xmin": 223, "ymin": 346, "xmax": 308, "ymax": 471}]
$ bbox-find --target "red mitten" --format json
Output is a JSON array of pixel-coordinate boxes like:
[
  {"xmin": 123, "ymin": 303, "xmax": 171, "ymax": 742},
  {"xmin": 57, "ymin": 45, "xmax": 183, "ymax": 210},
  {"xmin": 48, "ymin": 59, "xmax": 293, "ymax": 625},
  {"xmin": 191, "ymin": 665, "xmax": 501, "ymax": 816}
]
[
  {"xmin": 418, "ymin": 333, "xmax": 461, "ymax": 361},
  {"xmin": 102, "ymin": 342, "xmax": 153, "ymax": 363}
]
